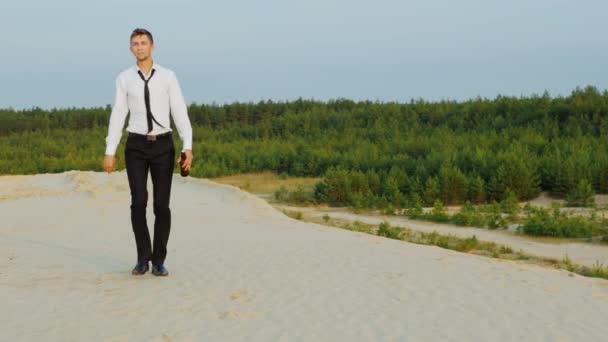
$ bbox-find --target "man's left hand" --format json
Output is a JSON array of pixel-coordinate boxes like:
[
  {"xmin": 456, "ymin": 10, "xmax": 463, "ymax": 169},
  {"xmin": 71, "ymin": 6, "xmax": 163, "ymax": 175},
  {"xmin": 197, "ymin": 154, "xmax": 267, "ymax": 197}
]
[{"xmin": 178, "ymin": 149, "xmax": 193, "ymax": 171}]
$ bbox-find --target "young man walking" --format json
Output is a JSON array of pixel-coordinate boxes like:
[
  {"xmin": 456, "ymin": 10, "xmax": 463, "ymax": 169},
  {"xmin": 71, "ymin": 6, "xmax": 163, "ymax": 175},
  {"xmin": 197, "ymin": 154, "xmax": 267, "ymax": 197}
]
[{"xmin": 102, "ymin": 28, "xmax": 193, "ymax": 276}]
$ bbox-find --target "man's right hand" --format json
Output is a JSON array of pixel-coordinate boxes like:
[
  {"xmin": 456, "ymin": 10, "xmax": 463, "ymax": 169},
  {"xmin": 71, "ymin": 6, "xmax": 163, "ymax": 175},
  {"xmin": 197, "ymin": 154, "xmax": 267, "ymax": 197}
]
[{"xmin": 103, "ymin": 155, "xmax": 116, "ymax": 173}]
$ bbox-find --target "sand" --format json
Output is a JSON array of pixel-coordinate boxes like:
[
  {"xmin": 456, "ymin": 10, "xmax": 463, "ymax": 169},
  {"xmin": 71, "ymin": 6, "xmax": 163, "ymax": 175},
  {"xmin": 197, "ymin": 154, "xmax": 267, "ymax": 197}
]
[
  {"xmin": 275, "ymin": 205, "xmax": 608, "ymax": 267},
  {"xmin": 1, "ymin": 170, "xmax": 607, "ymax": 341}
]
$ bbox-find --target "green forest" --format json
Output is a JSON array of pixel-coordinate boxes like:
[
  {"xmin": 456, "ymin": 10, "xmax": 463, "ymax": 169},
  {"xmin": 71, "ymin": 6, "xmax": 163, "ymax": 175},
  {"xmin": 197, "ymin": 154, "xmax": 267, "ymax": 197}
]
[{"xmin": 1, "ymin": 85, "xmax": 607, "ymax": 211}]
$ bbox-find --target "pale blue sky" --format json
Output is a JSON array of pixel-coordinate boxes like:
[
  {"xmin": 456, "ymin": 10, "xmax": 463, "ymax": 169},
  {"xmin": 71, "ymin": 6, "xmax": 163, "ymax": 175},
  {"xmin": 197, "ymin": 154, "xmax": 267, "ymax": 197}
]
[{"xmin": 1, "ymin": 0, "xmax": 606, "ymax": 109}]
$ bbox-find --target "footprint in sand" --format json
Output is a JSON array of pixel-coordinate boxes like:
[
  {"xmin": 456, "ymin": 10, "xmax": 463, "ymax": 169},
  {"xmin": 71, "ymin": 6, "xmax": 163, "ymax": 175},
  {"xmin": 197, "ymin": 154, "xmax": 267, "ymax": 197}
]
[
  {"xmin": 543, "ymin": 286, "xmax": 560, "ymax": 293},
  {"xmin": 229, "ymin": 288, "xmax": 256, "ymax": 303},
  {"xmin": 216, "ymin": 311, "xmax": 260, "ymax": 320}
]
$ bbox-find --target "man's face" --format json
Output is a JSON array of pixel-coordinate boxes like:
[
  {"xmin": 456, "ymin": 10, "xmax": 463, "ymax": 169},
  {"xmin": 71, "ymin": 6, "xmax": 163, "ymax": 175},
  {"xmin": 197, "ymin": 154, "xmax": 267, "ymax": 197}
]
[{"xmin": 130, "ymin": 34, "xmax": 154, "ymax": 61}]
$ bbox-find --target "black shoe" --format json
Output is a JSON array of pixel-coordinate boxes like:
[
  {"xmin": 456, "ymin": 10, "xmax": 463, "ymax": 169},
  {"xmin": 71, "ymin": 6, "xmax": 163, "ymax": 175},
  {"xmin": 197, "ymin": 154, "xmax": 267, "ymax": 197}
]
[
  {"xmin": 151, "ymin": 263, "xmax": 169, "ymax": 276},
  {"xmin": 131, "ymin": 261, "xmax": 149, "ymax": 275}
]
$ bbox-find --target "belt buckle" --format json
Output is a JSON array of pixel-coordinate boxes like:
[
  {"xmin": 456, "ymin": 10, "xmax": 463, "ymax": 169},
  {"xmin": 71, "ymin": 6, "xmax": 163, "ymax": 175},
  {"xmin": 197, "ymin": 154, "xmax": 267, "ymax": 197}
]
[{"xmin": 146, "ymin": 134, "xmax": 156, "ymax": 141}]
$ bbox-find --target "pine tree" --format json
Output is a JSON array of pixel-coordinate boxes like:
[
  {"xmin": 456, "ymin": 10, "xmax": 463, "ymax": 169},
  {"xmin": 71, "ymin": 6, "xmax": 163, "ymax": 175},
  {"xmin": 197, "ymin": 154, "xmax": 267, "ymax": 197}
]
[
  {"xmin": 468, "ymin": 175, "xmax": 486, "ymax": 203},
  {"xmin": 566, "ymin": 179, "xmax": 595, "ymax": 207},
  {"xmin": 423, "ymin": 176, "xmax": 440, "ymax": 206},
  {"xmin": 438, "ymin": 163, "xmax": 468, "ymax": 205}
]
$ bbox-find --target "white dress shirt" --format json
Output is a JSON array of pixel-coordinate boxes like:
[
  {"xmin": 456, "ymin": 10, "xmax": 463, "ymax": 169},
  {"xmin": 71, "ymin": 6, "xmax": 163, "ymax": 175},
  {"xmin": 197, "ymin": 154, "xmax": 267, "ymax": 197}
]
[{"xmin": 104, "ymin": 61, "xmax": 193, "ymax": 155}]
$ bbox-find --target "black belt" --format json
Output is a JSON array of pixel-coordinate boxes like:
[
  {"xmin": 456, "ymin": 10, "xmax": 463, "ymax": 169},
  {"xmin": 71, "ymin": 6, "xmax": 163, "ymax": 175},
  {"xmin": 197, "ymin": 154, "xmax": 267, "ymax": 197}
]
[{"xmin": 128, "ymin": 131, "xmax": 172, "ymax": 141}]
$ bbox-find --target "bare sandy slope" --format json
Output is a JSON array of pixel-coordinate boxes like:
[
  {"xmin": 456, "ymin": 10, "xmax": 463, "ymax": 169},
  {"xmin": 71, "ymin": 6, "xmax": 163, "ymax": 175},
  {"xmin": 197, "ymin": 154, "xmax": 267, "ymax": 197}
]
[{"xmin": 1, "ymin": 170, "xmax": 607, "ymax": 341}]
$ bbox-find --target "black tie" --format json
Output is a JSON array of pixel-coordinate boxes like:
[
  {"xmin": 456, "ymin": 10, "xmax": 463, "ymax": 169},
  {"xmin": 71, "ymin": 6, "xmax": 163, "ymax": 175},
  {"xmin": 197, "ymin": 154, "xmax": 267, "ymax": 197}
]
[{"xmin": 137, "ymin": 68, "xmax": 165, "ymax": 134}]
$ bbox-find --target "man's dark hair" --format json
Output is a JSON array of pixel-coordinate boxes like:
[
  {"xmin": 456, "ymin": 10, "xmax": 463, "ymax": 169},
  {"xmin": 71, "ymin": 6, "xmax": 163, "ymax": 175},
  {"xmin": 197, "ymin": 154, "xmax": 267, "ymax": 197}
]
[{"xmin": 130, "ymin": 28, "xmax": 154, "ymax": 44}]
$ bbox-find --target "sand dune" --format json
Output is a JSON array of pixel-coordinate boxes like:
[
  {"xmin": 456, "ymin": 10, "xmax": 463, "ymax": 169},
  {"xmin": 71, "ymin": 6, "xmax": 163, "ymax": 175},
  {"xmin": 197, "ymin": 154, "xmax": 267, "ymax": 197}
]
[{"xmin": 1, "ymin": 170, "xmax": 607, "ymax": 341}]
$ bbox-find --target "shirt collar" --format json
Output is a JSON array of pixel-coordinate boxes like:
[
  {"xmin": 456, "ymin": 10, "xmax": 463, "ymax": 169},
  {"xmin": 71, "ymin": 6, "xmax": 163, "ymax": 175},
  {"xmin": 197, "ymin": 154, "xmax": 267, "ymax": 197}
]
[{"xmin": 134, "ymin": 61, "xmax": 157, "ymax": 78}]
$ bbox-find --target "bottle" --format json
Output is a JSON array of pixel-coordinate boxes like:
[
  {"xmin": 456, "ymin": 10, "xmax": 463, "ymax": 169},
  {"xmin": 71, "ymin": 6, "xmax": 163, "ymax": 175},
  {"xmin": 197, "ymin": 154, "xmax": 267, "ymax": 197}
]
[{"xmin": 179, "ymin": 151, "xmax": 189, "ymax": 177}]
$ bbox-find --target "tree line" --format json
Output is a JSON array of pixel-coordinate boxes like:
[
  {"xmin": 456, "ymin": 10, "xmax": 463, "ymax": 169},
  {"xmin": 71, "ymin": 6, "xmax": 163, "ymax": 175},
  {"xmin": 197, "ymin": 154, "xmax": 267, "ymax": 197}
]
[{"xmin": 0, "ymin": 85, "xmax": 606, "ymax": 209}]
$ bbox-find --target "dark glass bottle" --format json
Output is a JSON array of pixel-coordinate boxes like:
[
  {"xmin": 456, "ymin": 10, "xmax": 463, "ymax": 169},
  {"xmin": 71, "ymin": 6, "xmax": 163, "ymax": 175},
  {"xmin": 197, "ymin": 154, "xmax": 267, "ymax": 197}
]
[{"xmin": 180, "ymin": 151, "xmax": 189, "ymax": 177}]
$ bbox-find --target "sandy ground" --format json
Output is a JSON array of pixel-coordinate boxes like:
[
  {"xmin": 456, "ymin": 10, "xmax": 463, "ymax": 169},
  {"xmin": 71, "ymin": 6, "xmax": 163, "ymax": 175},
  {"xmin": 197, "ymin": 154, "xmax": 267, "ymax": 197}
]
[
  {"xmin": 1, "ymin": 170, "xmax": 608, "ymax": 341},
  {"xmin": 273, "ymin": 205, "xmax": 608, "ymax": 267},
  {"xmin": 527, "ymin": 191, "xmax": 608, "ymax": 209}
]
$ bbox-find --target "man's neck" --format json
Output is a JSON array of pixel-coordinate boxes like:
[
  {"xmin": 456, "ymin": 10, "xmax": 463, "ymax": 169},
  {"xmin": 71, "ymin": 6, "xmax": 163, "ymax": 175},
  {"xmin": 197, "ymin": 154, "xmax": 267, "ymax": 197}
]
[{"xmin": 137, "ymin": 58, "xmax": 154, "ymax": 76}]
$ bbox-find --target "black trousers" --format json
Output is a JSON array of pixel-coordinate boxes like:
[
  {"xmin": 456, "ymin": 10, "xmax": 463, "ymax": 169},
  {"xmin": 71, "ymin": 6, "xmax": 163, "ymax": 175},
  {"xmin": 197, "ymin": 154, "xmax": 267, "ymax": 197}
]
[{"xmin": 124, "ymin": 131, "xmax": 175, "ymax": 265}]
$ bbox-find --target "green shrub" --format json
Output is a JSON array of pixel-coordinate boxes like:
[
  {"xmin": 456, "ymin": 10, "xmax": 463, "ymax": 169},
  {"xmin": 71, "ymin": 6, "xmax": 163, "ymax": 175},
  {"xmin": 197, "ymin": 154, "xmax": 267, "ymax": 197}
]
[
  {"xmin": 427, "ymin": 199, "xmax": 450, "ymax": 222},
  {"xmin": 451, "ymin": 201, "xmax": 485, "ymax": 226},
  {"xmin": 484, "ymin": 202, "xmax": 507, "ymax": 229},
  {"xmin": 288, "ymin": 184, "xmax": 314, "ymax": 204},
  {"xmin": 519, "ymin": 205, "xmax": 607, "ymax": 238},
  {"xmin": 377, "ymin": 221, "xmax": 402, "ymax": 239},
  {"xmin": 454, "ymin": 235, "xmax": 479, "ymax": 252},
  {"xmin": 383, "ymin": 203, "xmax": 397, "ymax": 215},
  {"xmin": 405, "ymin": 195, "xmax": 424, "ymax": 219},
  {"xmin": 500, "ymin": 190, "xmax": 520, "ymax": 214},
  {"xmin": 566, "ymin": 179, "xmax": 595, "ymax": 207},
  {"xmin": 348, "ymin": 220, "xmax": 373, "ymax": 233},
  {"xmin": 274, "ymin": 185, "xmax": 289, "ymax": 201}
]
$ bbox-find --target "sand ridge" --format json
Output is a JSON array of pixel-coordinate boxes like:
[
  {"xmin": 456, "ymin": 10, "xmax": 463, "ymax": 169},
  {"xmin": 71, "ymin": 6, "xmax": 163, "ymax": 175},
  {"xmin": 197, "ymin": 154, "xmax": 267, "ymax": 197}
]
[{"xmin": 0, "ymin": 170, "xmax": 607, "ymax": 341}]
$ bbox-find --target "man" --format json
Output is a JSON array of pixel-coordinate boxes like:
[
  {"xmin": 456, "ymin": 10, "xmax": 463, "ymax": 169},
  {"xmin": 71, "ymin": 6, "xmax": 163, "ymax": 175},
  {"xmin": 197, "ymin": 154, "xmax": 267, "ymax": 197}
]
[{"xmin": 102, "ymin": 28, "xmax": 193, "ymax": 277}]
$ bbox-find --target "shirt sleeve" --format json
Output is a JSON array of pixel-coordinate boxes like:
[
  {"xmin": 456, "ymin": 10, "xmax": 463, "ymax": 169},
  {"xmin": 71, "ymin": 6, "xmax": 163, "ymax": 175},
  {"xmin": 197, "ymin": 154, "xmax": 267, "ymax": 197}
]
[
  {"xmin": 168, "ymin": 70, "xmax": 193, "ymax": 152},
  {"xmin": 104, "ymin": 75, "xmax": 129, "ymax": 156}
]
